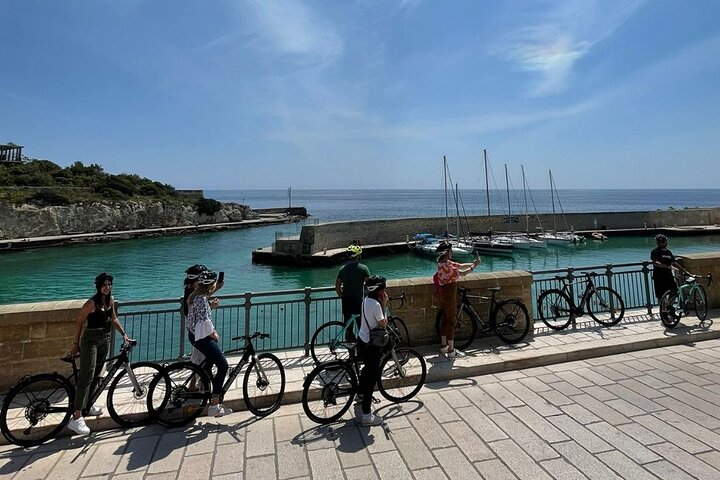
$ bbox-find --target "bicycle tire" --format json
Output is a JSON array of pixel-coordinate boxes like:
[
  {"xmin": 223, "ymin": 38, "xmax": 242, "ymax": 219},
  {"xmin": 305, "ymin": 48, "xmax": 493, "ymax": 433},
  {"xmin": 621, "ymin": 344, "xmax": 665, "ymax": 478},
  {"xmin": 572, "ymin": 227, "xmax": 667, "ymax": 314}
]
[
  {"xmin": 587, "ymin": 287, "xmax": 625, "ymax": 326},
  {"xmin": 387, "ymin": 316, "xmax": 410, "ymax": 350},
  {"xmin": 435, "ymin": 307, "xmax": 477, "ymax": 351},
  {"xmin": 0, "ymin": 373, "xmax": 73, "ymax": 447},
  {"xmin": 692, "ymin": 285, "xmax": 708, "ymax": 321},
  {"xmin": 310, "ymin": 321, "xmax": 350, "ymax": 365},
  {"xmin": 537, "ymin": 289, "xmax": 574, "ymax": 330},
  {"xmin": 107, "ymin": 361, "xmax": 164, "ymax": 428},
  {"xmin": 302, "ymin": 361, "xmax": 357, "ymax": 424},
  {"xmin": 243, "ymin": 353, "xmax": 286, "ymax": 417},
  {"xmin": 378, "ymin": 348, "xmax": 427, "ymax": 403},
  {"xmin": 148, "ymin": 361, "xmax": 211, "ymax": 428},
  {"xmin": 492, "ymin": 299, "xmax": 531, "ymax": 344},
  {"xmin": 659, "ymin": 290, "xmax": 681, "ymax": 328}
]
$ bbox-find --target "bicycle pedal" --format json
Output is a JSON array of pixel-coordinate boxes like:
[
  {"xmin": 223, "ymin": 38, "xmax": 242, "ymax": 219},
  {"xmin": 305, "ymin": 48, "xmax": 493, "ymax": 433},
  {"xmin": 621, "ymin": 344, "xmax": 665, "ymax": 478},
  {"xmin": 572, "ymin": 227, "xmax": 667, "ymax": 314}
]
[{"xmin": 371, "ymin": 396, "xmax": 381, "ymax": 405}]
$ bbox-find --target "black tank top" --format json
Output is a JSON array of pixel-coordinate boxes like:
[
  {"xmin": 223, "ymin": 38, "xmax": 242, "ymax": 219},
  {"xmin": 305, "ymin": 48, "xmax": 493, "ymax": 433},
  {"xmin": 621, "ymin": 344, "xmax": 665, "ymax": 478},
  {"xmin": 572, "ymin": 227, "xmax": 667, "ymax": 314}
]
[{"xmin": 87, "ymin": 302, "xmax": 113, "ymax": 329}]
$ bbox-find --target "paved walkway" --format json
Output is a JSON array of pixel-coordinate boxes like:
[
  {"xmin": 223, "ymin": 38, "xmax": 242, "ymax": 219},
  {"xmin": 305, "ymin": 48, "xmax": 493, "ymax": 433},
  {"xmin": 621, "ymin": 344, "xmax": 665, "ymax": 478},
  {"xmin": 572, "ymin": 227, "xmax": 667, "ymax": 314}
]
[{"xmin": 2, "ymin": 311, "xmax": 720, "ymax": 479}]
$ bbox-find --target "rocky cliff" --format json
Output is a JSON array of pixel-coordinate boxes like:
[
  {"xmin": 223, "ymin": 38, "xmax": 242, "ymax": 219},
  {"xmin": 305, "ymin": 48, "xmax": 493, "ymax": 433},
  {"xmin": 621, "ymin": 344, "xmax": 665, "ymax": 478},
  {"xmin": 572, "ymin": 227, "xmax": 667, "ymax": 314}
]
[{"xmin": 0, "ymin": 201, "xmax": 257, "ymax": 239}]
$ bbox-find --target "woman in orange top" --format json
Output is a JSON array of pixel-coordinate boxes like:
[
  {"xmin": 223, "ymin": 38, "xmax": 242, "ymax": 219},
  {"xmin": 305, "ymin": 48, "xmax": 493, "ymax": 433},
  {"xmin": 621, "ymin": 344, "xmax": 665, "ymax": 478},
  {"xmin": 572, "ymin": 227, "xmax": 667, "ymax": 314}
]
[{"xmin": 436, "ymin": 242, "xmax": 480, "ymax": 358}]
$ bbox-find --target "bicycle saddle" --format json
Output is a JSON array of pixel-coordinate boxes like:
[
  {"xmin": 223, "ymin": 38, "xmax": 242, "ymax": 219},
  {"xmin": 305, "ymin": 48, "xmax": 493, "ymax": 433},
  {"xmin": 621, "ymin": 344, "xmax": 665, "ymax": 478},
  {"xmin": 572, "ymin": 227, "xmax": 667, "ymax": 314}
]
[{"xmin": 487, "ymin": 287, "xmax": 502, "ymax": 292}]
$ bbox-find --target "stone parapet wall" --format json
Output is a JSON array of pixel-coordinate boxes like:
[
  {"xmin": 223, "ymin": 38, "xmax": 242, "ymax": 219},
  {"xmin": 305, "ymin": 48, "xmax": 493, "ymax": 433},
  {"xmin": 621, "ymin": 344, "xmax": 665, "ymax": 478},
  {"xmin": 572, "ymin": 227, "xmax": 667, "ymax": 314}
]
[
  {"xmin": 383, "ymin": 270, "xmax": 533, "ymax": 347},
  {"xmin": 0, "ymin": 300, "xmax": 83, "ymax": 391},
  {"xmin": 301, "ymin": 208, "xmax": 720, "ymax": 253},
  {"xmin": 677, "ymin": 252, "xmax": 720, "ymax": 307}
]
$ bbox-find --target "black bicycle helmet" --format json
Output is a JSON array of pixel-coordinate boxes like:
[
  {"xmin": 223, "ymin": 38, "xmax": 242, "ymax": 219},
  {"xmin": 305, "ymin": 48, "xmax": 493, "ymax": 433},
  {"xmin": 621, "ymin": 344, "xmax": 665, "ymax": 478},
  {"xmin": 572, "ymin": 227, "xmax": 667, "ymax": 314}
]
[
  {"xmin": 655, "ymin": 234, "xmax": 668, "ymax": 242},
  {"xmin": 198, "ymin": 270, "xmax": 218, "ymax": 285},
  {"xmin": 365, "ymin": 275, "xmax": 387, "ymax": 292},
  {"xmin": 185, "ymin": 264, "xmax": 208, "ymax": 279}
]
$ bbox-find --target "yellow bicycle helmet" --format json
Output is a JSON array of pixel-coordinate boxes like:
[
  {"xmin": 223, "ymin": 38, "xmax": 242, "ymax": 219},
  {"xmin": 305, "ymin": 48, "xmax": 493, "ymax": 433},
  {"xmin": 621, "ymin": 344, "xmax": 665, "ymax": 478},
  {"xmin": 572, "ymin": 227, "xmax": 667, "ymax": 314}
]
[{"xmin": 346, "ymin": 244, "xmax": 362, "ymax": 257}]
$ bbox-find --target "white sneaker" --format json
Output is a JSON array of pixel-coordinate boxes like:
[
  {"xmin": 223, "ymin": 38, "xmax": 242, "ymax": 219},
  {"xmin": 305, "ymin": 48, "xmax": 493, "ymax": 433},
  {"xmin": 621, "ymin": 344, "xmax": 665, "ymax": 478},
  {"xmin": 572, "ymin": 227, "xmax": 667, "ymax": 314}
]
[
  {"xmin": 446, "ymin": 349, "xmax": 465, "ymax": 359},
  {"xmin": 361, "ymin": 413, "xmax": 384, "ymax": 427},
  {"xmin": 208, "ymin": 404, "xmax": 233, "ymax": 417},
  {"xmin": 67, "ymin": 416, "xmax": 90, "ymax": 435},
  {"xmin": 87, "ymin": 404, "xmax": 103, "ymax": 416}
]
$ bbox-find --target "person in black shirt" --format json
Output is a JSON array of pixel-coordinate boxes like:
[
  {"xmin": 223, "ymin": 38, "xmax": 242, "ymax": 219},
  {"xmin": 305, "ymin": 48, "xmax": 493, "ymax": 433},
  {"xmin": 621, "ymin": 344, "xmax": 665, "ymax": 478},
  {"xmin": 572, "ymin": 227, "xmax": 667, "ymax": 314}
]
[
  {"xmin": 650, "ymin": 234, "xmax": 688, "ymax": 301},
  {"xmin": 335, "ymin": 244, "xmax": 370, "ymax": 341}
]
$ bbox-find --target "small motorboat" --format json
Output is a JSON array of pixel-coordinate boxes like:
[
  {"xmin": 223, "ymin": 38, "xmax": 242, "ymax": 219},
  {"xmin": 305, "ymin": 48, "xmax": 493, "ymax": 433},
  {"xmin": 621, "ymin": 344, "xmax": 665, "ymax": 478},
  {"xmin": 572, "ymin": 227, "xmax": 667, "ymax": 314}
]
[{"xmin": 590, "ymin": 232, "xmax": 608, "ymax": 241}]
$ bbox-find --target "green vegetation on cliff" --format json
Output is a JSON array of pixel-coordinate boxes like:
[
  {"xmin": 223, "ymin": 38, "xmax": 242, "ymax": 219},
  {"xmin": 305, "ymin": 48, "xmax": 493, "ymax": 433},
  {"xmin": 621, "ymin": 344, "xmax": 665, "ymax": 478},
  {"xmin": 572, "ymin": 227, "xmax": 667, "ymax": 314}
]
[{"xmin": 0, "ymin": 159, "xmax": 208, "ymax": 208}]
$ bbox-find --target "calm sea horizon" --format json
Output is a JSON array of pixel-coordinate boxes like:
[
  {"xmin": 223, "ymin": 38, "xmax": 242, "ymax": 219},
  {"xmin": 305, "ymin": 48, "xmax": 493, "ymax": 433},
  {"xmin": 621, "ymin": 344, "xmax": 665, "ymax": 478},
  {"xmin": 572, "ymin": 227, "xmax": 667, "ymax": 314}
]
[{"xmin": 2, "ymin": 188, "xmax": 720, "ymax": 305}]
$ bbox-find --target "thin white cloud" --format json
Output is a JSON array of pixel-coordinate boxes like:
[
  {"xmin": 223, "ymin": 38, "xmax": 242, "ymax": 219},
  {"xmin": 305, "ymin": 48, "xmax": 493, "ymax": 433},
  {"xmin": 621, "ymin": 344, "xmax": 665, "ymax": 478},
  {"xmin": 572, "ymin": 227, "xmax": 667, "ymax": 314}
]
[
  {"xmin": 240, "ymin": 0, "xmax": 343, "ymax": 66},
  {"xmin": 494, "ymin": 0, "xmax": 645, "ymax": 96}
]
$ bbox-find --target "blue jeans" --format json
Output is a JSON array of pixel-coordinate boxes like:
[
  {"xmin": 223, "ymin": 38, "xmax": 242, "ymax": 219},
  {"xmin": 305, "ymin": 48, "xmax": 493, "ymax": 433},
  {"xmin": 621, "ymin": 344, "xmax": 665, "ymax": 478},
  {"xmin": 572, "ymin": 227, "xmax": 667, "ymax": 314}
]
[{"xmin": 193, "ymin": 335, "xmax": 228, "ymax": 395}]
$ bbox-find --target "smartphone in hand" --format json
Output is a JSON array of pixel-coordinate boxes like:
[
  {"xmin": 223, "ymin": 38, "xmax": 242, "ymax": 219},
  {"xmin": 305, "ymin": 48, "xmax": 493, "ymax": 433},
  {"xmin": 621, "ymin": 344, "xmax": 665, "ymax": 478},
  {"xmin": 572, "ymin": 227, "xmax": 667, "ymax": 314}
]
[{"xmin": 218, "ymin": 271, "xmax": 225, "ymax": 283}]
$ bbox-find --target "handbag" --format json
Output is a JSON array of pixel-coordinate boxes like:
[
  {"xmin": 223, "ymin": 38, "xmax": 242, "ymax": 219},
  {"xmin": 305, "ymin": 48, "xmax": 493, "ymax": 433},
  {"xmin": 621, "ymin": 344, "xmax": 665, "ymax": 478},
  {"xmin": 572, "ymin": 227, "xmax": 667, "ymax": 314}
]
[{"xmin": 362, "ymin": 301, "xmax": 389, "ymax": 348}]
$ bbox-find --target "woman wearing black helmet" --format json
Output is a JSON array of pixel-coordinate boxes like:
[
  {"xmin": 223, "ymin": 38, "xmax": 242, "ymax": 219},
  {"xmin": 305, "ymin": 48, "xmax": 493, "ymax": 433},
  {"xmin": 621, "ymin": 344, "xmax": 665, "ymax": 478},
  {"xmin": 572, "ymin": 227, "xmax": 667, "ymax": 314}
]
[
  {"xmin": 186, "ymin": 270, "xmax": 232, "ymax": 417},
  {"xmin": 651, "ymin": 234, "xmax": 687, "ymax": 301},
  {"xmin": 66, "ymin": 273, "xmax": 132, "ymax": 436},
  {"xmin": 356, "ymin": 275, "xmax": 389, "ymax": 427}
]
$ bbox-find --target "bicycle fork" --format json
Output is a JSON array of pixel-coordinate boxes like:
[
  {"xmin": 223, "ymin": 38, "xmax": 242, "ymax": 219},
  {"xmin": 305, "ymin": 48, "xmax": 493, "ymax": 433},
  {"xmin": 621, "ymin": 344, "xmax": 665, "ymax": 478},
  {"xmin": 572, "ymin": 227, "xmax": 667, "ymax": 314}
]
[{"xmin": 123, "ymin": 361, "xmax": 144, "ymax": 397}]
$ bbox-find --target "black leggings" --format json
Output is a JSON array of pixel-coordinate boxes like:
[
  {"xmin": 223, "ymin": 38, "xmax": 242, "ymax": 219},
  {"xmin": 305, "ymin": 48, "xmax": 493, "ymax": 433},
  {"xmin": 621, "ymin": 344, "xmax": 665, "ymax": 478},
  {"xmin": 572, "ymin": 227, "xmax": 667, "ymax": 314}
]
[{"xmin": 357, "ymin": 341, "xmax": 383, "ymax": 415}]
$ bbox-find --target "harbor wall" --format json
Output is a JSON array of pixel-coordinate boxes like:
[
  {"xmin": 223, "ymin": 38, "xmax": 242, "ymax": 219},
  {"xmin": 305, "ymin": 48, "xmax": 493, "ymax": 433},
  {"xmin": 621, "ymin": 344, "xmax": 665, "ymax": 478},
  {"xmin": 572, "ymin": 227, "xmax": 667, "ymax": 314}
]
[
  {"xmin": 298, "ymin": 208, "xmax": 720, "ymax": 254},
  {"xmin": 1, "ymin": 250, "xmax": 718, "ymax": 390}
]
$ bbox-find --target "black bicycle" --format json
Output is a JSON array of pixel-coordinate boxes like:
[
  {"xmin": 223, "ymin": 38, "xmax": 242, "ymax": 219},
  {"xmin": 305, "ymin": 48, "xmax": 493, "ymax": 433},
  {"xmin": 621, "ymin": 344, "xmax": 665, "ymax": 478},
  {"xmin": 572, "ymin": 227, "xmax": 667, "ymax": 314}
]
[
  {"xmin": 302, "ymin": 320, "xmax": 427, "ymax": 424},
  {"xmin": 147, "ymin": 332, "xmax": 285, "ymax": 427},
  {"xmin": 0, "ymin": 340, "xmax": 161, "ymax": 447},
  {"xmin": 309, "ymin": 294, "xmax": 409, "ymax": 365},
  {"xmin": 537, "ymin": 271, "xmax": 625, "ymax": 330},
  {"xmin": 434, "ymin": 286, "xmax": 531, "ymax": 350}
]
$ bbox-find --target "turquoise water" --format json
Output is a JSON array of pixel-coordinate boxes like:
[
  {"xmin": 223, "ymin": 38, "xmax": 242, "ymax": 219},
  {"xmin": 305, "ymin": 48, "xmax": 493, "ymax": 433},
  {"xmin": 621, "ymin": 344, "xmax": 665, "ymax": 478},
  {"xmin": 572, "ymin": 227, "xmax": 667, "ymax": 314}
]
[{"xmin": 1, "ymin": 189, "xmax": 719, "ymax": 304}]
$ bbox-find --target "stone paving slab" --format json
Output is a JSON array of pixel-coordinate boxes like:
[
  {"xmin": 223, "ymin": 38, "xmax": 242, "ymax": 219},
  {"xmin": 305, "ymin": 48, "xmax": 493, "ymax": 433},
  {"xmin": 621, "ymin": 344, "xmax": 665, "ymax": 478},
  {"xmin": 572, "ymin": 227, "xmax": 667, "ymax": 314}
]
[
  {"xmin": 4, "ymin": 336, "xmax": 720, "ymax": 478},
  {"xmin": 2, "ymin": 307, "xmax": 720, "ymax": 445}
]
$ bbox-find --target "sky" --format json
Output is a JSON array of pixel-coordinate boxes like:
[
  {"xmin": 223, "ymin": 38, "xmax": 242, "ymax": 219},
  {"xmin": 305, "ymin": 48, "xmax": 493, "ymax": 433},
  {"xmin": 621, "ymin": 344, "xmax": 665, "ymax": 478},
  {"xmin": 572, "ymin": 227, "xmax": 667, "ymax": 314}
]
[{"xmin": 1, "ymin": 0, "xmax": 719, "ymax": 190}]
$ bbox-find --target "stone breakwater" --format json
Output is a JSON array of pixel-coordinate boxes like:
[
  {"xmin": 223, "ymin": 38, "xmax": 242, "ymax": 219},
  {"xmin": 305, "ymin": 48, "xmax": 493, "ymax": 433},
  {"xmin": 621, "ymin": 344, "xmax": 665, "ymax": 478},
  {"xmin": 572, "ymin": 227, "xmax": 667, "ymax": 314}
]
[{"xmin": 0, "ymin": 201, "xmax": 257, "ymax": 239}]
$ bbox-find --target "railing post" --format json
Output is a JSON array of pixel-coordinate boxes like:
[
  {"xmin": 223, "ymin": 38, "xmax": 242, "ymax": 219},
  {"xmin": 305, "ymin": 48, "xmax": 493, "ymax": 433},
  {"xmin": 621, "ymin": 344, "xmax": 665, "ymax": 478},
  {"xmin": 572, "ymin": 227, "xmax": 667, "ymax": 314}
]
[
  {"xmin": 642, "ymin": 261, "xmax": 653, "ymax": 315},
  {"xmin": 244, "ymin": 292, "xmax": 252, "ymax": 337},
  {"xmin": 605, "ymin": 264, "xmax": 614, "ymax": 290},
  {"xmin": 304, "ymin": 287, "xmax": 312, "ymax": 356},
  {"xmin": 567, "ymin": 267, "xmax": 576, "ymax": 328},
  {"xmin": 178, "ymin": 311, "xmax": 185, "ymax": 359}
]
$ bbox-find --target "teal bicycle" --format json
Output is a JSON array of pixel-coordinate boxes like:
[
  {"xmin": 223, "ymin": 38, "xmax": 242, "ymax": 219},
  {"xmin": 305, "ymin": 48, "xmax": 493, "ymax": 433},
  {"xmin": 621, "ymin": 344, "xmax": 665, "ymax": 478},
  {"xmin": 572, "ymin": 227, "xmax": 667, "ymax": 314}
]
[
  {"xmin": 310, "ymin": 294, "xmax": 409, "ymax": 364},
  {"xmin": 659, "ymin": 270, "xmax": 713, "ymax": 328}
]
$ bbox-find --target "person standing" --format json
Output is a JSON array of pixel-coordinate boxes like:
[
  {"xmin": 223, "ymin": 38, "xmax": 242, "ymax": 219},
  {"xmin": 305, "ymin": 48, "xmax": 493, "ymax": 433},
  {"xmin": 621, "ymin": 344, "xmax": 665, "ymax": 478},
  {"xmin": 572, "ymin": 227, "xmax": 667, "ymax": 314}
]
[
  {"xmin": 67, "ymin": 273, "xmax": 132, "ymax": 435},
  {"xmin": 356, "ymin": 275, "xmax": 388, "ymax": 427},
  {"xmin": 651, "ymin": 234, "xmax": 688, "ymax": 301},
  {"xmin": 436, "ymin": 242, "xmax": 480, "ymax": 358},
  {"xmin": 335, "ymin": 244, "xmax": 370, "ymax": 341}
]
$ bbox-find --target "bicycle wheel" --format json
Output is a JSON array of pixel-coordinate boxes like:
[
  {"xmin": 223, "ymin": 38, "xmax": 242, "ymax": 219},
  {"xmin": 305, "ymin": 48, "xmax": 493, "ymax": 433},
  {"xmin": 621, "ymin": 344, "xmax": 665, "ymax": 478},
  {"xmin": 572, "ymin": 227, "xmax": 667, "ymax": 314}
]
[
  {"xmin": 243, "ymin": 353, "xmax": 286, "ymax": 417},
  {"xmin": 107, "ymin": 362, "xmax": 164, "ymax": 428},
  {"xmin": 587, "ymin": 287, "xmax": 625, "ymax": 326},
  {"xmin": 378, "ymin": 348, "xmax": 427, "ymax": 403},
  {"xmin": 302, "ymin": 361, "xmax": 357, "ymax": 424},
  {"xmin": 0, "ymin": 373, "xmax": 73, "ymax": 447},
  {"xmin": 148, "ymin": 361, "xmax": 211, "ymax": 428},
  {"xmin": 659, "ymin": 290, "xmax": 681, "ymax": 328},
  {"xmin": 387, "ymin": 316, "xmax": 410, "ymax": 349},
  {"xmin": 692, "ymin": 285, "xmax": 708, "ymax": 321},
  {"xmin": 310, "ymin": 321, "xmax": 350, "ymax": 364},
  {"xmin": 492, "ymin": 299, "xmax": 531, "ymax": 344},
  {"xmin": 537, "ymin": 289, "xmax": 573, "ymax": 330},
  {"xmin": 435, "ymin": 307, "xmax": 477, "ymax": 351}
]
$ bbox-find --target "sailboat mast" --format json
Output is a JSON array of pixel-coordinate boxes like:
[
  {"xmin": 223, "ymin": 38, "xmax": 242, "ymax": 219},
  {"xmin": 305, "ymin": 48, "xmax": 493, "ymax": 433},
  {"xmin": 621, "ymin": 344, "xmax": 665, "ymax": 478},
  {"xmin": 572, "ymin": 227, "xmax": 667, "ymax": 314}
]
[
  {"xmin": 484, "ymin": 150, "xmax": 490, "ymax": 218},
  {"xmin": 550, "ymin": 169, "xmax": 557, "ymax": 231},
  {"xmin": 455, "ymin": 183, "xmax": 461, "ymax": 239},
  {"xmin": 522, "ymin": 165, "xmax": 529, "ymax": 234},
  {"xmin": 444, "ymin": 156, "xmax": 448, "ymax": 236}
]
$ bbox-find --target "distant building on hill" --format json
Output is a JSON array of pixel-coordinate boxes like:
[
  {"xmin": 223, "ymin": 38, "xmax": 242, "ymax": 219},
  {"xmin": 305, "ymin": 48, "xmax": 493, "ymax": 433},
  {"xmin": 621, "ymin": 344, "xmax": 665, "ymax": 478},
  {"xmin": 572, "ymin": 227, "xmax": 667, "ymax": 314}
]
[
  {"xmin": 177, "ymin": 189, "xmax": 204, "ymax": 198},
  {"xmin": 0, "ymin": 143, "xmax": 23, "ymax": 164}
]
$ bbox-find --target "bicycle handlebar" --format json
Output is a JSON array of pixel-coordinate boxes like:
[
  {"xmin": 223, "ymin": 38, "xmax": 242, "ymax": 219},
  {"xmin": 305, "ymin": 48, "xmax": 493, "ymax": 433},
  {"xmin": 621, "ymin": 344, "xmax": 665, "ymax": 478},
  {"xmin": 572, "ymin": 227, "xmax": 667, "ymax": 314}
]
[
  {"xmin": 231, "ymin": 331, "xmax": 271, "ymax": 342},
  {"xmin": 388, "ymin": 293, "xmax": 405, "ymax": 308}
]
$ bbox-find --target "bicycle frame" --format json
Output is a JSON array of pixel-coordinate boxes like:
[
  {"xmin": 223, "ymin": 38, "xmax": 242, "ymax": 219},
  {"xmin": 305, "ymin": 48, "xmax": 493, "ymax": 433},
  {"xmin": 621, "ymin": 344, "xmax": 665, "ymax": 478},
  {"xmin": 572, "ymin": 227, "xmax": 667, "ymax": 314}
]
[
  {"xmin": 458, "ymin": 289, "xmax": 495, "ymax": 329},
  {"xmin": 328, "ymin": 294, "xmax": 406, "ymax": 351},
  {"xmin": 558, "ymin": 275, "xmax": 598, "ymax": 315},
  {"xmin": 673, "ymin": 273, "xmax": 712, "ymax": 313}
]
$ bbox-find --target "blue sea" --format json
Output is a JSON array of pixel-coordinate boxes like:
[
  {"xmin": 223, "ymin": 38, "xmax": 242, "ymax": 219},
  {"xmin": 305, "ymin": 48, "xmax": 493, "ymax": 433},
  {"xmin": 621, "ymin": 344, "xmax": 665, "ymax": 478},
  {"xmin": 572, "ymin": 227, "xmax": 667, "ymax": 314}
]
[{"xmin": 1, "ymin": 189, "xmax": 719, "ymax": 304}]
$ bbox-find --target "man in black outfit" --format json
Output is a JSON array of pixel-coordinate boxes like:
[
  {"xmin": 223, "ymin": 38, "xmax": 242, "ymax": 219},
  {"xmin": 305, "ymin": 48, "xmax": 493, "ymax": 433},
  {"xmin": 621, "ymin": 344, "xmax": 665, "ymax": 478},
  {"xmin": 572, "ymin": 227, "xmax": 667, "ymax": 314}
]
[
  {"xmin": 650, "ymin": 234, "xmax": 688, "ymax": 301},
  {"xmin": 335, "ymin": 244, "xmax": 370, "ymax": 341}
]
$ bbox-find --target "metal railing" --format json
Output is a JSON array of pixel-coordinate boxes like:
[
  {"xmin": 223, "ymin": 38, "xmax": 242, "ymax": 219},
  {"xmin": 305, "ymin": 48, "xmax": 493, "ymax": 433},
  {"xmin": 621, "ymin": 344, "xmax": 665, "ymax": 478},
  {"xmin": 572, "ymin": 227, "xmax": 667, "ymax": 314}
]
[{"xmin": 113, "ymin": 261, "xmax": 657, "ymax": 362}]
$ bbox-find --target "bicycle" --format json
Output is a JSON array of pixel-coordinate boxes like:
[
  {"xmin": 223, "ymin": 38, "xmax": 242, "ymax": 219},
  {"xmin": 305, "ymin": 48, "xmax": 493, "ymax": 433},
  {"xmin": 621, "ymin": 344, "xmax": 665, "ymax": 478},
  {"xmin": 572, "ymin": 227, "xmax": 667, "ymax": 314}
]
[
  {"xmin": 434, "ymin": 286, "xmax": 530, "ymax": 350},
  {"xmin": 302, "ymin": 319, "xmax": 426, "ymax": 424},
  {"xmin": 537, "ymin": 271, "xmax": 625, "ymax": 330},
  {"xmin": 659, "ymin": 270, "xmax": 713, "ymax": 328},
  {"xmin": 147, "ymin": 331, "xmax": 285, "ymax": 427},
  {"xmin": 309, "ymin": 294, "xmax": 409, "ymax": 364},
  {"xmin": 0, "ymin": 340, "xmax": 161, "ymax": 447}
]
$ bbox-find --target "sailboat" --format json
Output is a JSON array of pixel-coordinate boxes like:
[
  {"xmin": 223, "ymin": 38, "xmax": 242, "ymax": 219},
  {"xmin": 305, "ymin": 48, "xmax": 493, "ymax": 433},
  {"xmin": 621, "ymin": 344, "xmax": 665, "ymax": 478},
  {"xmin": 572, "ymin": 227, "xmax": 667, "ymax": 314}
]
[
  {"xmin": 494, "ymin": 164, "xmax": 546, "ymax": 250},
  {"xmin": 538, "ymin": 170, "xmax": 585, "ymax": 246},
  {"xmin": 412, "ymin": 156, "xmax": 474, "ymax": 258},
  {"xmin": 467, "ymin": 150, "xmax": 514, "ymax": 257}
]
